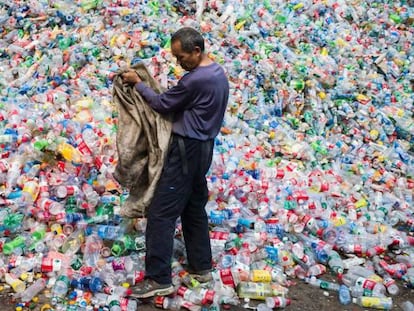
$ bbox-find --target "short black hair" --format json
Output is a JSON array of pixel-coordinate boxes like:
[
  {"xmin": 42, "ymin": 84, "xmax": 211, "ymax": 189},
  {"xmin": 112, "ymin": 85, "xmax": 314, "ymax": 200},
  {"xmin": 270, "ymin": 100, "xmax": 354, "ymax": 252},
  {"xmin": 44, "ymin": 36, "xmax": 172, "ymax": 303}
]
[{"xmin": 171, "ymin": 27, "xmax": 205, "ymax": 53}]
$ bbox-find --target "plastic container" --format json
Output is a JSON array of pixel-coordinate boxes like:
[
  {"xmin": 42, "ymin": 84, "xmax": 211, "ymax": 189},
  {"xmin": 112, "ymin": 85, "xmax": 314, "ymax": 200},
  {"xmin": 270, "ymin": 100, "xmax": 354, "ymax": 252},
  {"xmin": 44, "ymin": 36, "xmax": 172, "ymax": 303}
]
[
  {"xmin": 265, "ymin": 296, "xmax": 291, "ymax": 308},
  {"xmin": 353, "ymin": 296, "xmax": 393, "ymax": 310},
  {"xmin": 338, "ymin": 284, "xmax": 351, "ymax": 305},
  {"xmin": 18, "ymin": 277, "xmax": 47, "ymax": 302},
  {"xmin": 237, "ymin": 282, "xmax": 288, "ymax": 300}
]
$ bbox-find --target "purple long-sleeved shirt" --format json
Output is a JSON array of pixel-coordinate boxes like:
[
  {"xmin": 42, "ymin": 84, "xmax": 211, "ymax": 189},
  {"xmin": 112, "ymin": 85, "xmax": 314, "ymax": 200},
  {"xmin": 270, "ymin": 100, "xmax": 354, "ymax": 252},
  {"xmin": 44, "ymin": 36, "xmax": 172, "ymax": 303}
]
[{"xmin": 135, "ymin": 62, "xmax": 229, "ymax": 141}]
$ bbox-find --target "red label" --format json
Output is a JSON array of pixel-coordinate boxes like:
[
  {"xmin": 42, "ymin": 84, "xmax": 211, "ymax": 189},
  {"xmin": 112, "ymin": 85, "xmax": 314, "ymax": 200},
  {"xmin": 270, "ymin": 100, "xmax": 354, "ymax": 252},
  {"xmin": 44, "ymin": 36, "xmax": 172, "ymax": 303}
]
[
  {"xmin": 202, "ymin": 289, "xmax": 215, "ymax": 305},
  {"xmin": 77, "ymin": 140, "xmax": 92, "ymax": 156},
  {"xmin": 154, "ymin": 296, "xmax": 165, "ymax": 308},
  {"xmin": 41, "ymin": 257, "xmax": 53, "ymax": 272},
  {"xmin": 177, "ymin": 286, "xmax": 188, "ymax": 297},
  {"xmin": 210, "ymin": 231, "xmax": 229, "ymax": 240},
  {"xmin": 219, "ymin": 268, "xmax": 235, "ymax": 288},
  {"xmin": 362, "ymin": 279, "xmax": 377, "ymax": 290},
  {"xmin": 134, "ymin": 271, "xmax": 145, "ymax": 284}
]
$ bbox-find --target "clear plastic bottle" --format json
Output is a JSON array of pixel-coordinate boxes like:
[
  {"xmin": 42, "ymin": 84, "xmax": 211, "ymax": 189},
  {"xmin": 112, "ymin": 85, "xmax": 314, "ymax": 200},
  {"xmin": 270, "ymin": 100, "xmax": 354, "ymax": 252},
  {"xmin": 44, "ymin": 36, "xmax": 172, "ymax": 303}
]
[
  {"xmin": 265, "ymin": 296, "xmax": 291, "ymax": 308},
  {"xmin": 55, "ymin": 185, "xmax": 80, "ymax": 199},
  {"xmin": 305, "ymin": 276, "xmax": 340, "ymax": 291},
  {"xmin": 61, "ymin": 228, "xmax": 85, "ymax": 256},
  {"xmin": 353, "ymin": 296, "xmax": 393, "ymax": 310},
  {"xmin": 83, "ymin": 233, "xmax": 103, "ymax": 267},
  {"xmin": 52, "ymin": 274, "xmax": 71, "ymax": 298},
  {"xmin": 342, "ymin": 272, "xmax": 386, "ymax": 297},
  {"xmin": 18, "ymin": 277, "xmax": 47, "ymax": 302},
  {"xmin": 21, "ymin": 179, "xmax": 40, "ymax": 205},
  {"xmin": 382, "ymin": 274, "xmax": 399, "ymax": 296},
  {"xmin": 176, "ymin": 286, "xmax": 203, "ymax": 305},
  {"xmin": 37, "ymin": 198, "xmax": 64, "ymax": 215},
  {"xmin": 401, "ymin": 301, "xmax": 414, "ymax": 311},
  {"xmin": 155, "ymin": 295, "xmax": 183, "ymax": 310},
  {"xmin": 326, "ymin": 250, "xmax": 344, "ymax": 275},
  {"xmin": 237, "ymin": 282, "xmax": 288, "ymax": 300}
]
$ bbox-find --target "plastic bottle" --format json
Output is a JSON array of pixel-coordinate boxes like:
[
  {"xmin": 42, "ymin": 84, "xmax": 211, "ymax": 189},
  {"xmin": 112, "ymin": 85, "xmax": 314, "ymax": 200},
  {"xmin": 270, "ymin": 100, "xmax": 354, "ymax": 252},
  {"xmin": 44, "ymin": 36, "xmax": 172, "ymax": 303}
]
[
  {"xmin": 61, "ymin": 228, "xmax": 85, "ymax": 256},
  {"xmin": 57, "ymin": 142, "xmax": 83, "ymax": 164},
  {"xmin": 91, "ymin": 224, "xmax": 126, "ymax": 240},
  {"xmin": 382, "ymin": 274, "xmax": 399, "ymax": 296},
  {"xmin": 18, "ymin": 277, "xmax": 47, "ymax": 302},
  {"xmin": 2, "ymin": 236, "xmax": 26, "ymax": 255},
  {"xmin": 348, "ymin": 266, "xmax": 383, "ymax": 283},
  {"xmin": 55, "ymin": 185, "xmax": 80, "ymax": 199},
  {"xmin": 306, "ymin": 264, "xmax": 326, "ymax": 277},
  {"xmin": 5, "ymin": 273, "xmax": 26, "ymax": 293},
  {"xmin": 326, "ymin": 250, "xmax": 344, "ymax": 275},
  {"xmin": 21, "ymin": 179, "xmax": 40, "ymax": 205},
  {"xmin": 237, "ymin": 282, "xmax": 288, "ymax": 300},
  {"xmin": 37, "ymin": 198, "xmax": 64, "ymax": 215},
  {"xmin": 353, "ymin": 296, "xmax": 393, "ymax": 310},
  {"xmin": 83, "ymin": 233, "xmax": 103, "ymax": 266},
  {"xmin": 338, "ymin": 284, "xmax": 351, "ymax": 305},
  {"xmin": 176, "ymin": 286, "xmax": 204, "ymax": 305},
  {"xmin": 81, "ymin": 124, "xmax": 100, "ymax": 153},
  {"xmin": 107, "ymin": 296, "xmax": 122, "ymax": 311},
  {"xmin": 304, "ymin": 276, "xmax": 340, "ymax": 291},
  {"xmin": 265, "ymin": 296, "xmax": 291, "ymax": 308},
  {"xmin": 154, "ymin": 295, "xmax": 183, "ymax": 310},
  {"xmin": 179, "ymin": 270, "xmax": 201, "ymax": 289},
  {"xmin": 401, "ymin": 301, "xmax": 414, "ymax": 311},
  {"xmin": 111, "ymin": 233, "xmax": 145, "ymax": 256},
  {"xmin": 52, "ymin": 274, "xmax": 71, "ymax": 298},
  {"xmin": 71, "ymin": 276, "xmax": 104, "ymax": 293}
]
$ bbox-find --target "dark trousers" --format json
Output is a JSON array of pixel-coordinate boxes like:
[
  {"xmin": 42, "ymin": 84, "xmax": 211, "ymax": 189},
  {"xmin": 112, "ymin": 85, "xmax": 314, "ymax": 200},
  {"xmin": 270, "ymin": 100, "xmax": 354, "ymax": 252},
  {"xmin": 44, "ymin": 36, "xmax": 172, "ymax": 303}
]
[{"xmin": 145, "ymin": 134, "xmax": 214, "ymax": 284}]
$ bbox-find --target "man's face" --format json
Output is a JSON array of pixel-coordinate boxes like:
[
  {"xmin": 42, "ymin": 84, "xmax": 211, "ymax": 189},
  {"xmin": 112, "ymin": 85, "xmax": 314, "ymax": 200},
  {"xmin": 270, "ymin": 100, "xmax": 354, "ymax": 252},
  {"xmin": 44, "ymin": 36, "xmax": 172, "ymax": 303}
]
[{"xmin": 171, "ymin": 40, "xmax": 201, "ymax": 71}]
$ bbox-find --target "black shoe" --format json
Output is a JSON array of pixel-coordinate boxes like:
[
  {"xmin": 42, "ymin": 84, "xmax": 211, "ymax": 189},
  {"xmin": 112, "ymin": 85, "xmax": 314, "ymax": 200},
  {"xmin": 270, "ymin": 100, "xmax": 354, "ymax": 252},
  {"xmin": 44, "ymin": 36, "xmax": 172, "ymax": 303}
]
[{"xmin": 129, "ymin": 279, "xmax": 174, "ymax": 299}]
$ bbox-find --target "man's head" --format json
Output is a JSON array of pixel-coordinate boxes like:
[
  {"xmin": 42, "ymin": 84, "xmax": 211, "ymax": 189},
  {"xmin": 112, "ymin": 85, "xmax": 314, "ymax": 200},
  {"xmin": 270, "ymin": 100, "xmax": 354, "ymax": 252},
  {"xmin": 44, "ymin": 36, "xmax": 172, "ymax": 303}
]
[{"xmin": 171, "ymin": 27, "xmax": 205, "ymax": 71}]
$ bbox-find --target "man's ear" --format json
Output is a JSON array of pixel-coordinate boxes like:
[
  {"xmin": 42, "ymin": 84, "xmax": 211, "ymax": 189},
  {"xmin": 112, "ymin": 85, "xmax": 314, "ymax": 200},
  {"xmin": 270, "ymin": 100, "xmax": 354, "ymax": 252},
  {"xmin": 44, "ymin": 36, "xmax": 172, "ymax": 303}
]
[{"xmin": 194, "ymin": 46, "xmax": 202, "ymax": 55}]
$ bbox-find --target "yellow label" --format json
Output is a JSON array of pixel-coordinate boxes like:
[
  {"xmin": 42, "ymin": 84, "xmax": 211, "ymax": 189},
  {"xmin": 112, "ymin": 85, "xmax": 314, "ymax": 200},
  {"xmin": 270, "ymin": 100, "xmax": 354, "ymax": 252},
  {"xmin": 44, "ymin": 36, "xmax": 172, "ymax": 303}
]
[
  {"xmin": 359, "ymin": 297, "xmax": 392, "ymax": 309},
  {"xmin": 251, "ymin": 270, "xmax": 271, "ymax": 283},
  {"xmin": 355, "ymin": 198, "xmax": 368, "ymax": 208}
]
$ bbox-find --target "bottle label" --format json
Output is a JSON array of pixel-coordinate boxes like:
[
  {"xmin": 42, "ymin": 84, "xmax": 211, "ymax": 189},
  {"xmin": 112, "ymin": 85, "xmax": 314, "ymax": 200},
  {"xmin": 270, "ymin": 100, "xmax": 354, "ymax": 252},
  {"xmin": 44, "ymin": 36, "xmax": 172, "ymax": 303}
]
[
  {"xmin": 251, "ymin": 270, "xmax": 271, "ymax": 282},
  {"xmin": 202, "ymin": 289, "xmax": 215, "ymax": 305},
  {"xmin": 133, "ymin": 270, "xmax": 145, "ymax": 284},
  {"xmin": 355, "ymin": 277, "xmax": 376, "ymax": 291},
  {"xmin": 210, "ymin": 231, "xmax": 229, "ymax": 240},
  {"xmin": 383, "ymin": 276, "xmax": 395, "ymax": 288},
  {"xmin": 154, "ymin": 296, "xmax": 166, "ymax": 309},
  {"xmin": 41, "ymin": 257, "xmax": 62, "ymax": 273},
  {"xmin": 359, "ymin": 297, "xmax": 392, "ymax": 308},
  {"xmin": 177, "ymin": 286, "xmax": 189, "ymax": 298},
  {"xmin": 181, "ymin": 301, "xmax": 197, "ymax": 310},
  {"xmin": 219, "ymin": 268, "xmax": 236, "ymax": 288}
]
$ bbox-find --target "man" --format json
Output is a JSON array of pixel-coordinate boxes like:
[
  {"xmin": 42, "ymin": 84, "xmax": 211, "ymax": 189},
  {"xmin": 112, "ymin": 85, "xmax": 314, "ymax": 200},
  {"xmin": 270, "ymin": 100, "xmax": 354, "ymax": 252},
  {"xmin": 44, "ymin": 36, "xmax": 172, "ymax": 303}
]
[{"xmin": 121, "ymin": 27, "xmax": 229, "ymax": 298}]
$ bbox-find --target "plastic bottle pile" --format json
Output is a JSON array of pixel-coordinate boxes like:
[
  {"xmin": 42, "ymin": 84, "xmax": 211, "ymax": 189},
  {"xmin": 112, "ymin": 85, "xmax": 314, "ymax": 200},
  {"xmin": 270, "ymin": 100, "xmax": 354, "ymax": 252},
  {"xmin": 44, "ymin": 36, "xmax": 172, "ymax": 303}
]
[{"xmin": 0, "ymin": 0, "xmax": 413, "ymax": 310}]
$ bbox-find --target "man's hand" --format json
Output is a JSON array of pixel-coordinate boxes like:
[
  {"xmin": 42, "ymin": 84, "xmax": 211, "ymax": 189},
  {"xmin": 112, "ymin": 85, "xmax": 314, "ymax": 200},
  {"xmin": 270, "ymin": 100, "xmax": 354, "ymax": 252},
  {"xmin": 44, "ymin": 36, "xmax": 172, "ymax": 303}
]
[{"xmin": 121, "ymin": 70, "xmax": 142, "ymax": 85}]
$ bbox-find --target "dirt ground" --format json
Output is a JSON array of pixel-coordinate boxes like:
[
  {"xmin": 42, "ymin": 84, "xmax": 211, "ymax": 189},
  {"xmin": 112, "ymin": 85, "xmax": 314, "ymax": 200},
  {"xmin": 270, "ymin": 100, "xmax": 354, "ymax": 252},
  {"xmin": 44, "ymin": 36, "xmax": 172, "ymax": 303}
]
[{"xmin": 0, "ymin": 276, "xmax": 412, "ymax": 311}]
